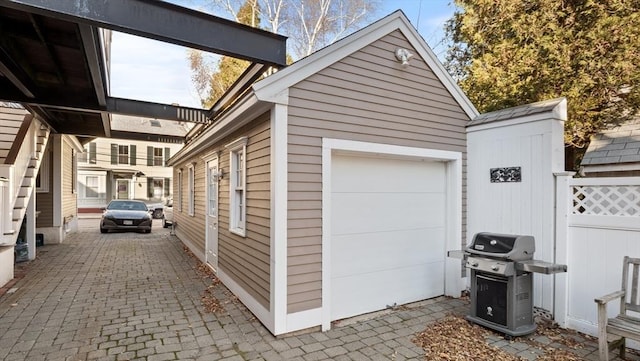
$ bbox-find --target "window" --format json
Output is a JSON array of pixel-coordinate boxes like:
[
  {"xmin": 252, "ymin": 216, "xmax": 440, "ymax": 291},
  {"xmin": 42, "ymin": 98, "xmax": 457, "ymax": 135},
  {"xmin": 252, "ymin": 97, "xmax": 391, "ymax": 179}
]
[
  {"xmin": 177, "ymin": 169, "xmax": 183, "ymax": 212},
  {"xmin": 147, "ymin": 147, "xmax": 170, "ymax": 166},
  {"xmin": 78, "ymin": 146, "xmax": 88, "ymax": 163},
  {"xmin": 72, "ymin": 149, "xmax": 77, "ymax": 194},
  {"xmin": 154, "ymin": 147, "xmax": 163, "ymax": 166},
  {"xmin": 36, "ymin": 151, "xmax": 50, "ymax": 193},
  {"xmin": 226, "ymin": 137, "xmax": 247, "ymax": 236},
  {"xmin": 118, "ymin": 145, "xmax": 129, "ymax": 164},
  {"xmin": 85, "ymin": 176, "xmax": 99, "ymax": 198},
  {"xmin": 187, "ymin": 164, "xmax": 195, "ymax": 216}
]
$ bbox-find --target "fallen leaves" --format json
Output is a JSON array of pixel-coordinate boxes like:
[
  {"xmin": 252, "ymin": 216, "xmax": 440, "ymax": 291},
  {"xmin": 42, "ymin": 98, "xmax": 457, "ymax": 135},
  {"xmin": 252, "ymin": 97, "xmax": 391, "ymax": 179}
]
[
  {"xmin": 413, "ymin": 315, "xmax": 521, "ymax": 361},
  {"xmin": 412, "ymin": 314, "xmax": 591, "ymax": 361}
]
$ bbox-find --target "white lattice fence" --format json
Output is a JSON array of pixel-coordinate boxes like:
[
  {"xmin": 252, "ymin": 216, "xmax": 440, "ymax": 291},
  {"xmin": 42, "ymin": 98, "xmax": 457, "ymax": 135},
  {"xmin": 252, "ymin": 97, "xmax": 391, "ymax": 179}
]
[{"xmin": 573, "ymin": 184, "xmax": 640, "ymax": 216}]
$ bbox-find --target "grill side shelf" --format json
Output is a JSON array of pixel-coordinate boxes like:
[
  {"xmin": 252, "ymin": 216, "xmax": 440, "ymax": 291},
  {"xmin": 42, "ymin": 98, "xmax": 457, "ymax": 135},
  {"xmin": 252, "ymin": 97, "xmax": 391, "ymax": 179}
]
[{"xmin": 516, "ymin": 260, "xmax": 567, "ymax": 274}]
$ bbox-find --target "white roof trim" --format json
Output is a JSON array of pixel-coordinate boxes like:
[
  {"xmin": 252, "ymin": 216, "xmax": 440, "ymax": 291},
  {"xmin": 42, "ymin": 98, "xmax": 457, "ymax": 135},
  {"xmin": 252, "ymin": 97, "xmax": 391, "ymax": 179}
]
[
  {"xmin": 169, "ymin": 93, "xmax": 267, "ymax": 165},
  {"xmin": 253, "ymin": 10, "xmax": 478, "ymax": 119}
]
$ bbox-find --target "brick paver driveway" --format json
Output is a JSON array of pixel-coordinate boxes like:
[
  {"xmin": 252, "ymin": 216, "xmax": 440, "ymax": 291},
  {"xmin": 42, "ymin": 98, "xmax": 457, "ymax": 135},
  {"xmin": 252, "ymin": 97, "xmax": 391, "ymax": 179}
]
[
  {"xmin": 1, "ymin": 219, "xmax": 461, "ymax": 361},
  {"xmin": 0, "ymin": 218, "xmax": 627, "ymax": 360}
]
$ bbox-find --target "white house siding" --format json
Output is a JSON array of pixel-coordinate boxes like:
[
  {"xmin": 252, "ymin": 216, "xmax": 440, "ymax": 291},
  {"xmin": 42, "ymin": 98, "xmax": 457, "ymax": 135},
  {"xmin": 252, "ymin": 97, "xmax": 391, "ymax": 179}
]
[
  {"xmin": 286, "ymin": 30, "xmax": 470, "ymax": 313},
  {"xmin": 174, "ymin": 114, "xmax": 272, "ymax": 308}
]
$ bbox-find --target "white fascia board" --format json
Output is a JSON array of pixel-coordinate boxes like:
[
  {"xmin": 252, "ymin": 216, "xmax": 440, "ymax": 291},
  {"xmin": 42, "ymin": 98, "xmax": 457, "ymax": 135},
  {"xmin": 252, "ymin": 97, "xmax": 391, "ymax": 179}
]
[
  {"xmin": 467, "ymin": 112, "xmax": 565, "ymax": 133},
  {"xmin": 169, "ymin": 93, "xmax": 267, "ymax": 165},
  {"xmin": 468, "ymin": 98, "xmax": 567, "ymax": 133},
  {"xmin": 253, "ymin": 11, "xmax": 478, "ymax": 119},
  {"xmin": 582, "ymin": 163, "xmax": 640, "ymax": 173},
  {"xmin": 62, "ymin": 134, "xmax": 84, "ymax": 152}
]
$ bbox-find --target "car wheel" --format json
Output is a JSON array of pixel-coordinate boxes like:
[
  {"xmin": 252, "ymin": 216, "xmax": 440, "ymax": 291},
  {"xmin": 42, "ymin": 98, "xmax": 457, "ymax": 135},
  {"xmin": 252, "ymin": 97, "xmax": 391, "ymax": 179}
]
[
  {"xmin": 100, "ymin": 227, "xmax": 107, "ymax": 233},
  {"xmin": 146, "ymin": 229, "xmax": 151, "ymax": 233},
  {"xmin": 162, "ymin": 217, "xmax": 168, "ymax": 228},
  {"xmin": 153, "ymin": 209, "xmax": 163, "ymax": 219}
]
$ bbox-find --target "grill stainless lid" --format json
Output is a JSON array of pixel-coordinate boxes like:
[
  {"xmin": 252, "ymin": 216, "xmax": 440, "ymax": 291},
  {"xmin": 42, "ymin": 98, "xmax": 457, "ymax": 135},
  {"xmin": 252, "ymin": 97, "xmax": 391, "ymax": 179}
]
[{"xmin": 466, "ymin": 232, "xmax": 535, "ymax": 261}]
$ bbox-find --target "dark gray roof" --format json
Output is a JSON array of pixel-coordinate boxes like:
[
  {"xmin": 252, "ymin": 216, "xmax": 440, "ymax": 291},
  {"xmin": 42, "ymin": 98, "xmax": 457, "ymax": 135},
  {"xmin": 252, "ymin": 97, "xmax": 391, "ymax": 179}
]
[
  {"xmin": 581, "ymin": 117, "xmax": 640, "ymax": 166},
  {"xmin": 468, "ymin": 98, "xmax": 566, "ymax": 126}
]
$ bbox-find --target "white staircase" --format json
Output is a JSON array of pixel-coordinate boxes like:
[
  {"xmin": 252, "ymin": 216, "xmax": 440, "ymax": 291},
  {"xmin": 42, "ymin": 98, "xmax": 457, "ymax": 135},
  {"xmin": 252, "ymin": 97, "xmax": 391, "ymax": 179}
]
[{"xmin": 0, "ymin": 115, "xmax": 50, "ymax": 245}]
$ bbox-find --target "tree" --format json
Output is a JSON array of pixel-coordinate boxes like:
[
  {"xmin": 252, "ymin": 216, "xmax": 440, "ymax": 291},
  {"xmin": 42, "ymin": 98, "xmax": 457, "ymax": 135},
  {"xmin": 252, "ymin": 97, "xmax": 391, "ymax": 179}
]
[
  {"xmin": 200, "ymin": 0, "xmax": 378, "ymax": 59},
  {"xmin": 445, "ymin": 0, "xmax": 640, "ymax": 153},
  {"xmin": 188, "ymin": 0, "xmax": 258, "ymax": 107}
]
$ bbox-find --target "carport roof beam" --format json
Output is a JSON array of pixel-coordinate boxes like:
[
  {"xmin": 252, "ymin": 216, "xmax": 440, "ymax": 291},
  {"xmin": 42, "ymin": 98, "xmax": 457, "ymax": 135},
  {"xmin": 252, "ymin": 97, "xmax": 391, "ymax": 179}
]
[{"xmin": 3, "ymin": 0, "xmax": 288, "ymax": 66}]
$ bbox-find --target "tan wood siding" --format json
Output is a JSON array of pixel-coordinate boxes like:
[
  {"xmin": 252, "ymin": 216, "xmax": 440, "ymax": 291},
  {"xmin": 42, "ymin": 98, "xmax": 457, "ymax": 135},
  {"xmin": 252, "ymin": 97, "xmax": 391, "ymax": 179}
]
[
  {"xmin": 286, "ymin": 30, "xmax": 470, "ymax": 313},
  {"xmin": 174, "ymin": 157, "xmax": 206, "ymax": 254},
  {"xmin": 62, "ymin": 141, "xmax": 76, "ymax": 221},
  {"xmin": 36, "ymin": 148, "xmax": 54, "ymax": 227},
  {"xmin": 175, "ymin": 114, "xmax": 271, "ymax": 309}
]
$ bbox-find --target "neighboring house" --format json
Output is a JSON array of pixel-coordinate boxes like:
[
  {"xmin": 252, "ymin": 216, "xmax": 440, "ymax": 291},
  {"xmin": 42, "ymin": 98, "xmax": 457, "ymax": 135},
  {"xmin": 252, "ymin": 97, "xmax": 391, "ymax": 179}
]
[
  {"xmin": 168, "ymin": 11, "xmax": 477, "ymax": 335},
  {"xmin": 0, "ymin": 102, "xmax": 80, "ymax": 286},
  {"xmin": 77, "ymin": 117, "xmax": 186, "ymax": 212},
  {"xmin": 580, "ymin": 116, "xmax": 640, "ymax": 177}
]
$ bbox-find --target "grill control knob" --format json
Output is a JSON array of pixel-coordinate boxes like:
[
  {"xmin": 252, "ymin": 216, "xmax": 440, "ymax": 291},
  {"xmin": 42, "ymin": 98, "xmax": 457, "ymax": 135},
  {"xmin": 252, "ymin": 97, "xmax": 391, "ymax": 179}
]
[
  {"xmin": 491, "ymin": 264, "xmax": 500, "ymax": 271},
  {"xmin": 470, "ymin": 261, "xmax": 479, "ymax": 267}
]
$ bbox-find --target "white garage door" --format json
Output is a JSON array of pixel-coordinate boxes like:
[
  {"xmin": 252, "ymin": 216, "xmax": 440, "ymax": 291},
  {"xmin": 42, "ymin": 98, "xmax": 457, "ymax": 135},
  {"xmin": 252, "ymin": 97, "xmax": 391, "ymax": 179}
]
[{"xmin": 331, "ymin": 154, "xmax": 447, "ymax": 321}]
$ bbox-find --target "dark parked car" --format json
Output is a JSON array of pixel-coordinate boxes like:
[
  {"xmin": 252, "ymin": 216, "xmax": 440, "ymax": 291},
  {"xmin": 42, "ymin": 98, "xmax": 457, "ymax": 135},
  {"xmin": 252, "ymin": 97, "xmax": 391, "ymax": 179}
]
[{"xmin": 100, "ymin": 200, "xmax": 153, "ymax": 233}]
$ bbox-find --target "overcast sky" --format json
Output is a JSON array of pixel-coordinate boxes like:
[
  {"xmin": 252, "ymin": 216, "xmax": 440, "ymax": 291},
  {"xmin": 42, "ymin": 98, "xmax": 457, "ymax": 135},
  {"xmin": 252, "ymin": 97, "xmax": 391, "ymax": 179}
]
[{"xmin": 109, "ymin": 0, "xmax": 456, "ymax": 108}]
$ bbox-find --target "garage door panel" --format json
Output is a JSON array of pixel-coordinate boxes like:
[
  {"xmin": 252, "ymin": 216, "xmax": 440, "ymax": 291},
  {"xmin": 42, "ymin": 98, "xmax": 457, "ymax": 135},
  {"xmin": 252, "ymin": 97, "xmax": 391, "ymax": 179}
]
[
  {"xmin": 332, "ymin": 156, "xmax": 445, "ymax": 193},
  {"xmin": 331, "ymin": 227, "xmax": 445, "ymax": 277},
  {"xmin": 329, "ymin": 153, "xmax": 448, "ymax": 321},
  {"xmin": 331, "ymin": 262, "xmax": 444, "ymax": 320},
  {"xmin": 332, "ymin": 193, "xmax": 446, "ymax": 235}
]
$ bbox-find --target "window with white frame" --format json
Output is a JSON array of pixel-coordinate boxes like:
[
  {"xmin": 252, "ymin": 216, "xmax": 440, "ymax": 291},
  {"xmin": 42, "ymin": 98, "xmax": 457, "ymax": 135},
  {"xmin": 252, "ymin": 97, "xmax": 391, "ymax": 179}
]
[
  {"xmin": 226, "ymin": 137, "xmax": 247, "ymax": 236},
  {"xmin": 187, "ymin": 164, "xmax": 195, "ymax": 216},
  {"xmin": 85, "ymin": 176, "xmax": 99, "ymax": 198},
  {"xmin": 118, "ymin": 145, "xmax": 129, "ymax": 164},
  {"xmin": 177, "ymin": 169, "xmax": 183, "ymax": 212},
  {"xmin": 153, "ymin": 147, "xmax": 163, "ymax": 166}
]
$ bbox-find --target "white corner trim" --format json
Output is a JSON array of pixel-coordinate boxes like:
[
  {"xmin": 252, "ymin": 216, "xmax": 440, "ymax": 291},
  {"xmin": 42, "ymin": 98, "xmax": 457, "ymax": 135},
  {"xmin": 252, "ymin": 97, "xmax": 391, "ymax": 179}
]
[
  {"xmin": 321, "ymin": 138, "xmax": 463, "ymax": 331},
  {"xmin": 218, "ymin": 268, "xmax": 274, "ymax": 332},
  {"xmin": 52, "ymin": 135, "xmax": 62, "ymax": 227},
  {"xmin": 286, "ymin": 308, "xmax": 322, "ymax": 333},
  {"xmin": 270, "ymin": 103, "xmax": 289, "ymax": 334}
]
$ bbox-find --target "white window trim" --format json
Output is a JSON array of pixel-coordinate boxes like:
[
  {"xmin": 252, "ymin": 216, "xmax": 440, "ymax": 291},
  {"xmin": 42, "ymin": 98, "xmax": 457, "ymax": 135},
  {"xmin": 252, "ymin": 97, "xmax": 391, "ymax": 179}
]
[
  {"xmin": 226, "ymin": 136, "xmax": 248, "ymax": 237},
  {"xmin": 36, "ymin": 151, "xmax": 49, "ymax": 193},
  {"xmin": 177, "ymin": 169, "xmax": 183, "ymax": 213},
  {"xmin": 85, "ymin": 176, "xmax": 99, "ymax": 198},
  {"xmin": 187, "ymin": 163, "xmax": 195, "ymax": 216},
  {"xmin": 153, "ymin": 147, "xmax": 164, "ymax": 167}
]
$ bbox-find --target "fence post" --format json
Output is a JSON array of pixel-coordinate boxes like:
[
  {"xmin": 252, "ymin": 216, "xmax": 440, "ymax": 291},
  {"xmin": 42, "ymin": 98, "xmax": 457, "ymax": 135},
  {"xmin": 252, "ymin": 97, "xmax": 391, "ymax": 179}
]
[{"xmin": 554, "ymin": 171, "xmax": 574, "ymax": 327}]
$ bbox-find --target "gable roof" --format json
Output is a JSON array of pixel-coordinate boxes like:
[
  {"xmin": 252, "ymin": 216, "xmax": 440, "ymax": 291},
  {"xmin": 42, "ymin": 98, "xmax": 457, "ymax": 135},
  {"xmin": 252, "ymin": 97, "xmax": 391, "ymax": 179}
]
[
  {"xmin": 581, "ymin": 116, "xmax": 640, "ymax": 167},
  {"xmin": 252, "ymin": 10, "xmax": 478, "ymax": 119},
  {"xmin": 468, "ymin": 98, "xmax": 567, "ymax": 127}
]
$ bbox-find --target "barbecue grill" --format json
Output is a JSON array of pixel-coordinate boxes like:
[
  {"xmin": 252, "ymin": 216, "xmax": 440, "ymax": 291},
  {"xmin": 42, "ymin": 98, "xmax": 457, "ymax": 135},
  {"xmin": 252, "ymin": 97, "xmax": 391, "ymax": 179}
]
[{"xmin": 449, "ymin": 232, "xmax": 567, "ymax": 337}]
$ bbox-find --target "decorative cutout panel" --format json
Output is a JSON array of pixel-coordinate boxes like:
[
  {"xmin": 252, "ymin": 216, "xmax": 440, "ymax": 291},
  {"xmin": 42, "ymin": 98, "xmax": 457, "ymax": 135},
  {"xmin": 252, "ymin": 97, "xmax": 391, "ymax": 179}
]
[
  {"xmin": 572, "ymin": 185, "xmax": 640, "ymax": 216},
  {"xmin": 490, "ymin": 167, "xmax": 522, "ymax": 183}
]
